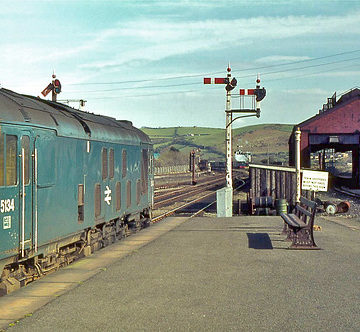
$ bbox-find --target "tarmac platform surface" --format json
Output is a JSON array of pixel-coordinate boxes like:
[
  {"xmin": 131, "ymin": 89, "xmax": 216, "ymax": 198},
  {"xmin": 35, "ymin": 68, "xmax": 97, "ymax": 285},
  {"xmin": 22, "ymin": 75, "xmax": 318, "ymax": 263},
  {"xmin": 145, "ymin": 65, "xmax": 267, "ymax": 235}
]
[{"xmin": 3, "ymin": 215, "xmax": 360, "ymax": 331}]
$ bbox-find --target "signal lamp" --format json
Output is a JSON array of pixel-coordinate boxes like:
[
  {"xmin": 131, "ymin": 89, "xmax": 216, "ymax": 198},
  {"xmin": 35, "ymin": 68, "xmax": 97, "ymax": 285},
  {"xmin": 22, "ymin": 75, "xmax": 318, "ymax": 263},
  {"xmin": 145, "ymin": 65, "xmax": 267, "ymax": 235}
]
[
  {"xmin": 254, "ymin": 87, "xmax": 266, "ymax": 102},
  {"xmin": 53, "ymin": 79, "xmax": 62, "ymax": 94},
  {"xmin": 225, "ymin": 77, "xmax": 237, "ymax": 91}
]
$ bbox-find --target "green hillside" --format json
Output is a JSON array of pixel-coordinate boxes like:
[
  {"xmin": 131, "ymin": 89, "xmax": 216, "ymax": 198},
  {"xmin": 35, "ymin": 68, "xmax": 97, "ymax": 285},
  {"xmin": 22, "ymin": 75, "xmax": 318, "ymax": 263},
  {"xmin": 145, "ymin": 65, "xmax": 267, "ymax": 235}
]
[{"xmin": 141, "ymin": 123, "xmax": 294, "ymax": 163}]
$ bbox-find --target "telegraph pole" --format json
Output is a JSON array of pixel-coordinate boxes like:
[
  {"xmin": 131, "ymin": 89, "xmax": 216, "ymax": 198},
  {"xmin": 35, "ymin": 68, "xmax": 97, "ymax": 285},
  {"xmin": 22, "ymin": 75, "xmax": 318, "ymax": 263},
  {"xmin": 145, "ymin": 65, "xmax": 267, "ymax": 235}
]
[{"xmin": 58, "ymin": 99, "xmax": 87, "ymax": 110}]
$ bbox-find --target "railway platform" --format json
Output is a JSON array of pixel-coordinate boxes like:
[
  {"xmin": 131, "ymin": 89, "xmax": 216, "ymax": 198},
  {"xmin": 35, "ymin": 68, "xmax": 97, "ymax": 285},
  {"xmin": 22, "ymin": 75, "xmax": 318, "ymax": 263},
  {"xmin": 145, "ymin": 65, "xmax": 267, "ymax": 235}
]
[{"xmin": 2, "ymin": 214, "xmax": 360, "ymax": 331}]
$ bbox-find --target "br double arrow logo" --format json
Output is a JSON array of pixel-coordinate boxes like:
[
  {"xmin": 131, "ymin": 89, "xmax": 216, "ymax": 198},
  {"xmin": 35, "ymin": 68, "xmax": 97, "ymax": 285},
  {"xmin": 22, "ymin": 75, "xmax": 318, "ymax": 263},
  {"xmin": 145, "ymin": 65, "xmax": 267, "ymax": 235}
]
[{"xmin": 104, "ymin": 186, "xmax": 112, "ymax": 205}]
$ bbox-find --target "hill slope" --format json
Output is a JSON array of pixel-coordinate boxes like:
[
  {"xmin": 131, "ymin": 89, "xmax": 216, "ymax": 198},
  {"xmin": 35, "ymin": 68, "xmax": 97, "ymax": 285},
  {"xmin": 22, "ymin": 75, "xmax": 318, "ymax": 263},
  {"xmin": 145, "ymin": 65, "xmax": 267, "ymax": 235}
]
[{"xmin": 141, "ymin": 123, "xmax": 294, "ymax": 162}]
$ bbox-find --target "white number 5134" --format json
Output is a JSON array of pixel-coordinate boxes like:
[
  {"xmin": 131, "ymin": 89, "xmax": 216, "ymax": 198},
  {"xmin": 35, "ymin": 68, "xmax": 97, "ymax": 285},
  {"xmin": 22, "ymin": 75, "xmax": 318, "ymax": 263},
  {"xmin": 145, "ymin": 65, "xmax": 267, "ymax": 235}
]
[{"xmin": 1, "ymin": 199, "xmax": 15, "ymax": 213}]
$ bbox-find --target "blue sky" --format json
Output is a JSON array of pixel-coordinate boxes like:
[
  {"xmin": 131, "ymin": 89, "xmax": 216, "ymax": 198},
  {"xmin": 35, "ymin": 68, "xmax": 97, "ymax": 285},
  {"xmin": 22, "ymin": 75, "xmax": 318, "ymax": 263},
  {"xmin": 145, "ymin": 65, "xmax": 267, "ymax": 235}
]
[{"xmin": 1, "ymin": 0, "xmax": 359, "ymax": 129}]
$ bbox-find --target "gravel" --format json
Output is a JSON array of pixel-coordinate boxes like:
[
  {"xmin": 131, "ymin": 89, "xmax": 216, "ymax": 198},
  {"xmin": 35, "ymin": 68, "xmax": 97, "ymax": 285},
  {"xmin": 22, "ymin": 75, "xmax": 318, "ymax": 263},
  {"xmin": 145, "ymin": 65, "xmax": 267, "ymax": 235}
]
[{"xmin": 316, "ymin": 189, "xmax": 360, "ymax": 219}]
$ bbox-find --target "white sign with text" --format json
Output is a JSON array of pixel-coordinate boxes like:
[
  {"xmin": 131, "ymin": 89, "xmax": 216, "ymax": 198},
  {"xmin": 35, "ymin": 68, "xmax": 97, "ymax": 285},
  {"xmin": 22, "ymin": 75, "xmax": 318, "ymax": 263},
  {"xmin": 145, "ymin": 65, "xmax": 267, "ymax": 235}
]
[{"xmin": 302, "ymin": 170, "xmax": 329, "ymax": 192}]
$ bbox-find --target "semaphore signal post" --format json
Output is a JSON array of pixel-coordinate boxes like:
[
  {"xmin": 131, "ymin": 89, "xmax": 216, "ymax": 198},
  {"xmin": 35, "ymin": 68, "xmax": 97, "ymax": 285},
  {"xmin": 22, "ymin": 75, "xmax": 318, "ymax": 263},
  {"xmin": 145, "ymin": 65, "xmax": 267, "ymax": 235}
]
[
  {"xmin": 41, "ymin": 72, "xmax": 62, "ymax": 102},
  {"xmin": 204, "ymin": 65, "xmax": 237, "ymax": 189},
  {"xmin": 204, "ymin": 65, "xmax": 266, "ymax": 216}
]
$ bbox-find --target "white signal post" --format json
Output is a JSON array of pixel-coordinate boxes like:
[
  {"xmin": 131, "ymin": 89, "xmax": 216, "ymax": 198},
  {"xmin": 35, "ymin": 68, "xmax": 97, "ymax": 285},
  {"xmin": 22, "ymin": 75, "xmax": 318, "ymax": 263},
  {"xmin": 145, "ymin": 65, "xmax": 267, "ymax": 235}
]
[
  {"xmin": 204, "ymin": 66, "xmax": 266, "ymax": 217},
  {"xmin": 225, "ymin": 66, "xmax": 233, "ymax": 188},
  {"xmin": 204, "ymin": 65, "xmax": 236, "ymax": 189}
]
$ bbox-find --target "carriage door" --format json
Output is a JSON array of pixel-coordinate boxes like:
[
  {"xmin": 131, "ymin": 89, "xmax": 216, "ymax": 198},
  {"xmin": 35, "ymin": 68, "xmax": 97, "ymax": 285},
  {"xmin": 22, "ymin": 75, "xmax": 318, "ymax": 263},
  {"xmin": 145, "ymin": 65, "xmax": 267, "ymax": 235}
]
[{"xmin": 19, "ymin": 134, "xmax": 34, "ymax": 256}]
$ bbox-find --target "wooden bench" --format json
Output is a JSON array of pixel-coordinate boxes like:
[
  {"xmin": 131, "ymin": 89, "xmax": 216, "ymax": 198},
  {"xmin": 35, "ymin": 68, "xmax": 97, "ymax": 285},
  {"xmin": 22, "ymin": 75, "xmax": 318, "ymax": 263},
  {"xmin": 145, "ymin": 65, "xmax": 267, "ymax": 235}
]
[{"xmin": 280, "ymin": 196, "xmax": 320, "ymax": 249}]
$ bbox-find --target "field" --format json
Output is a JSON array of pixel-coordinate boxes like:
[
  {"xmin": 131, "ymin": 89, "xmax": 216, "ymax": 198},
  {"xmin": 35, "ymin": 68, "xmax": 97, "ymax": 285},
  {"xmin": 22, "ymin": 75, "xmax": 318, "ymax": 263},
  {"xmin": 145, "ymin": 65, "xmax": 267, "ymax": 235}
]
[{"xmin": 141, "ymin": 123, "xmax": 294, "ymax": 165}]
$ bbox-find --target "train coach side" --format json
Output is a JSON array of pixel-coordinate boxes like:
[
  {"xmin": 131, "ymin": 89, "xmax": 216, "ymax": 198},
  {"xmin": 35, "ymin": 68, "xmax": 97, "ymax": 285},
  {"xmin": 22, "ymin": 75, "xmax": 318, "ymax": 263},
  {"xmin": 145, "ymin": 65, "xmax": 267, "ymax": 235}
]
[{"xmin": 0, "ymin": 88, "xmax": 153, "ymax": 295}]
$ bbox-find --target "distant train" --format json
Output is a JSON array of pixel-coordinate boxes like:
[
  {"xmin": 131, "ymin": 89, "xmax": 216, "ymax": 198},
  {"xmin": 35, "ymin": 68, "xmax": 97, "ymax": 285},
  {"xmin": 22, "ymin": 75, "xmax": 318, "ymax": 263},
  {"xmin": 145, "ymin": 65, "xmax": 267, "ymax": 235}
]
[
  {"xmin": 209, "ymin": 159, "xmax": 251, "ymax": 172},
  {"xmin": 198, "ymin": 159, "xmax": 211, "ymax": 172},
  {"xmin": 0, "ymin": 88, "xmax": 153, "ymax": 295},
  {"xmin": 209, "ymin": 161, "xmax": 226, "ymax": 171},
  {"xmin": 234, "ymin": 150, "xmax": 251, "ymax": 168}
]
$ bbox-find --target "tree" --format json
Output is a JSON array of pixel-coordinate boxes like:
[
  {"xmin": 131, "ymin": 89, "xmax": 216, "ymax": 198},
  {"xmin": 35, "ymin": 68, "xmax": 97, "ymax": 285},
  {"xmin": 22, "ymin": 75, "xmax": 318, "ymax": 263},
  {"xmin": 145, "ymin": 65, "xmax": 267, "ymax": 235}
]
[{"xmin": 155, "ymin": 146, "xmax": 188, "ymax": 166}]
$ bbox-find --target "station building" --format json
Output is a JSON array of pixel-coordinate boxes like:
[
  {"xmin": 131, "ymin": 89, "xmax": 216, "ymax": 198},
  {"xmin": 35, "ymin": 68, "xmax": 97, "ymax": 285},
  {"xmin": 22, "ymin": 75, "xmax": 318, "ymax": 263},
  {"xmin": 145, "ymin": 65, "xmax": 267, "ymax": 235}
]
[{"xmin": 289, "ymin": 88, "xmax": 360, "ymax": 188}]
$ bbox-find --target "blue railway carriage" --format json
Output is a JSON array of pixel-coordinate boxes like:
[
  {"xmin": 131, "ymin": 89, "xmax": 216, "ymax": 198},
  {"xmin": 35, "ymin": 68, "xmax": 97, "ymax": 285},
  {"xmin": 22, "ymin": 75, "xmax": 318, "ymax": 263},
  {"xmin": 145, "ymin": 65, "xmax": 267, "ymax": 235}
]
[{"xmin": 0, "ymin": 88, "xmax": 153, "ymax": 295}]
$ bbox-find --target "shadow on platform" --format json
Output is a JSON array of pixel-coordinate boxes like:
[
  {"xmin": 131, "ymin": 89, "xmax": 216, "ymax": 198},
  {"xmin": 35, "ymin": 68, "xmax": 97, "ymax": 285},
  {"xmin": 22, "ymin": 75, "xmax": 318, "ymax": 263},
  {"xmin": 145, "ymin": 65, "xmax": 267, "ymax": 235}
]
[{"xmin": 247, "ymin": 233, "xmax": 273, "ymax": 249}]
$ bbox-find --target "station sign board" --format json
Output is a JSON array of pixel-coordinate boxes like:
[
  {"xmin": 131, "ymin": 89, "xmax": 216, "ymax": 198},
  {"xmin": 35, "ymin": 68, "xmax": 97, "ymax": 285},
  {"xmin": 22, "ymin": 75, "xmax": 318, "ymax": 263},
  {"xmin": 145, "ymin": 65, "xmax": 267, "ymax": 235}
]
[{"xmin": 302, "ymin": 170, "xmax": 329, "ymax": 192}]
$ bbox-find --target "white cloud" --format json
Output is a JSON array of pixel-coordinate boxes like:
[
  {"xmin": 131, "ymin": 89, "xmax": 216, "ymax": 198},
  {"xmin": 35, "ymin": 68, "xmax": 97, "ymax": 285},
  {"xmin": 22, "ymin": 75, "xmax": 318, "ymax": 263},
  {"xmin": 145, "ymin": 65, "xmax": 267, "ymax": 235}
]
[
  {"xmin": 308, "ymin": 70, "xmax": 360, "ymax": 78},
  {"xmin": 2, "ymin": 10, "xmax": 359, "ymax": 74},
  {"xmin": 124, "ymin": 0, "xmax": 238, "ymax": 9},
  {"xmin": 78, "ymin": 11, "xmax": 360, "ymax": 70},
  {"xmin": 256, "ymin": 55, "xmax": 312, "ymax": 63},
  {"xmin": 1, "ymin": 7, "xmax": 359, "ymax": 108}
]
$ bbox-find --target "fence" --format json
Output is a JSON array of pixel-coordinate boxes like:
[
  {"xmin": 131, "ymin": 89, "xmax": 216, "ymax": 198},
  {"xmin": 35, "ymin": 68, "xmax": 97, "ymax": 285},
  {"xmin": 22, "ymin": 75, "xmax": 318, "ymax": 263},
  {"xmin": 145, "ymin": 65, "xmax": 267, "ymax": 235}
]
[
  {"xmin": 249, "ymin": 164, "xmax": 297, "ymax": 207},
  {"xmin": 154, "ymin": 165, "xmax": 189, "ymax": 175}
]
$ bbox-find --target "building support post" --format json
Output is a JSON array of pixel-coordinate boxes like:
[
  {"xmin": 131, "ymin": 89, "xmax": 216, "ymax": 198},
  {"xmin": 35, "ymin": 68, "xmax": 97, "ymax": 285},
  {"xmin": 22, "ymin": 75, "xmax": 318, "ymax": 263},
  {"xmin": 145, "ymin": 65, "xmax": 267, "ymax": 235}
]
[
  {"xmin": 295, "ymin": 127, "xmax": 301, "ymax": 203},
  {"xmin": 352, "ymin": 147, "xmax": 360, "ymax": 188},
  {"xmin": 319, "ymin": 150, "xmax": 325, "ymax": 170}
]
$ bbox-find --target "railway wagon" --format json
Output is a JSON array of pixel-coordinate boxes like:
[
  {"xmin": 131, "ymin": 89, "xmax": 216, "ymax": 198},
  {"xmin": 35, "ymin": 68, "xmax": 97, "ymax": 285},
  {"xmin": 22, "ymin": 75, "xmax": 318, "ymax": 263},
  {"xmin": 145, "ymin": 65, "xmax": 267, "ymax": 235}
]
[{"xmin": 0, "ymin": 88, "xmax": 153, "ymax": 295}]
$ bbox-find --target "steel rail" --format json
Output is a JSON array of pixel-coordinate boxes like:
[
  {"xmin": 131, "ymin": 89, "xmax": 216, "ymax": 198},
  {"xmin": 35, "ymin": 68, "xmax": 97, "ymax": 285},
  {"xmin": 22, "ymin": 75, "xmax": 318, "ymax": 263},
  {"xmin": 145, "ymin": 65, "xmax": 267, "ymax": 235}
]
[
  {"xmin": 154, "ymin": 176, "xmax": 223, "ymax": 201},
  {"xmin": 334, "ymin": 186, "xmax": 360, "ymax": 198},
  {"xmin": 152, "ymin": 190, "xmax": 217, "ymax": 223},
  {"xmin": 153, "ymin": 177, "xmax": 248, "ymax": 223},
  {"xmin": 154, "ymin": 173, "xmax": 223, "ymax": 192},
  {"xmin": 153, "ymin": 178, "xmax": 224, "ymax": 209}
]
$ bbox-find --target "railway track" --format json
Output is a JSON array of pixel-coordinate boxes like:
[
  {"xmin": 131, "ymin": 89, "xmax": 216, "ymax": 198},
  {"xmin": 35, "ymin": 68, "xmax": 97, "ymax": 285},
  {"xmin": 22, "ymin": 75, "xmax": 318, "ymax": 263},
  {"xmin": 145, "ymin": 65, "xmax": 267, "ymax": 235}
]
[
  {"xmin": 334, "ymin": 186, "xmax": 360, "ymax": 198},
  {"xmin": 152, "ymin": 174, "xmax": 248, "ymax": 223},
  {"xmin": 154, "ymin": 171, "xmax": 211, "ymax": 190},
  {"xmin": 152, "ymin": 190, "xmax": 218, "ymax": 223},
  {"xmin": 152, "ymin": 174, "xmax": 225, "ymax": 220},
  {"xmin": 154, "ymin": 175, "xmax": 224, "ymax": 208}
]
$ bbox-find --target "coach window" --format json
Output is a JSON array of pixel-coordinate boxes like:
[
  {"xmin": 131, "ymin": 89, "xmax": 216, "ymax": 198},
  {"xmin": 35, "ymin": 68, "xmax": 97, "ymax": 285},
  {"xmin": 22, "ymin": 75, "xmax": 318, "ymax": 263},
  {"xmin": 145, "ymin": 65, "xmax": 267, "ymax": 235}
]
[
  {"xmin": 78, "ymin": 184, "xmax": 84, "ymax": 223},
  {"xmin": 6, "ymin": 135, "xmax": 17, "ymax": 186},
  {"xmin": 109, "ymin": 148, "xmax": 114, "ymax": 179},
  {"xmin": 122, "ymin": 150, "xmax": 127, "ymax": 178},
  {"xmin": 141, "ymin": 149, "xmax": 148, "ymax": 194},
  {"xmin": 102, "ymin": 148, "xmax": 108, "ymax": 180},
  {"xmin": 21, "ymin": 136, "xmax": 30, "ymax": 185}
]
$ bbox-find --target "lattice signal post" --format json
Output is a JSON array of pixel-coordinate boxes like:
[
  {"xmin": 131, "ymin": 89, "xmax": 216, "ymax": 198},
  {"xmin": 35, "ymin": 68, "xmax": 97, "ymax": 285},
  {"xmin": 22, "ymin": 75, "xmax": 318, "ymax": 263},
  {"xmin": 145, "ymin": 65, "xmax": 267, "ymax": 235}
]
[{"xmin": 204, "ymin": 67, "xmax": 266, "ymax": 213}]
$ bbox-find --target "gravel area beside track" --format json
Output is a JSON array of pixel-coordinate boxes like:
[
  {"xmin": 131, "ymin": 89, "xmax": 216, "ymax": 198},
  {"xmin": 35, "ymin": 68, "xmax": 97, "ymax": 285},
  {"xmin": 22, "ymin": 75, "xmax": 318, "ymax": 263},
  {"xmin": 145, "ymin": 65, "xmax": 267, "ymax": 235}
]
[{"xmin": 317, "ymin": 189, "xmax": 360, "ymax": 220}]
